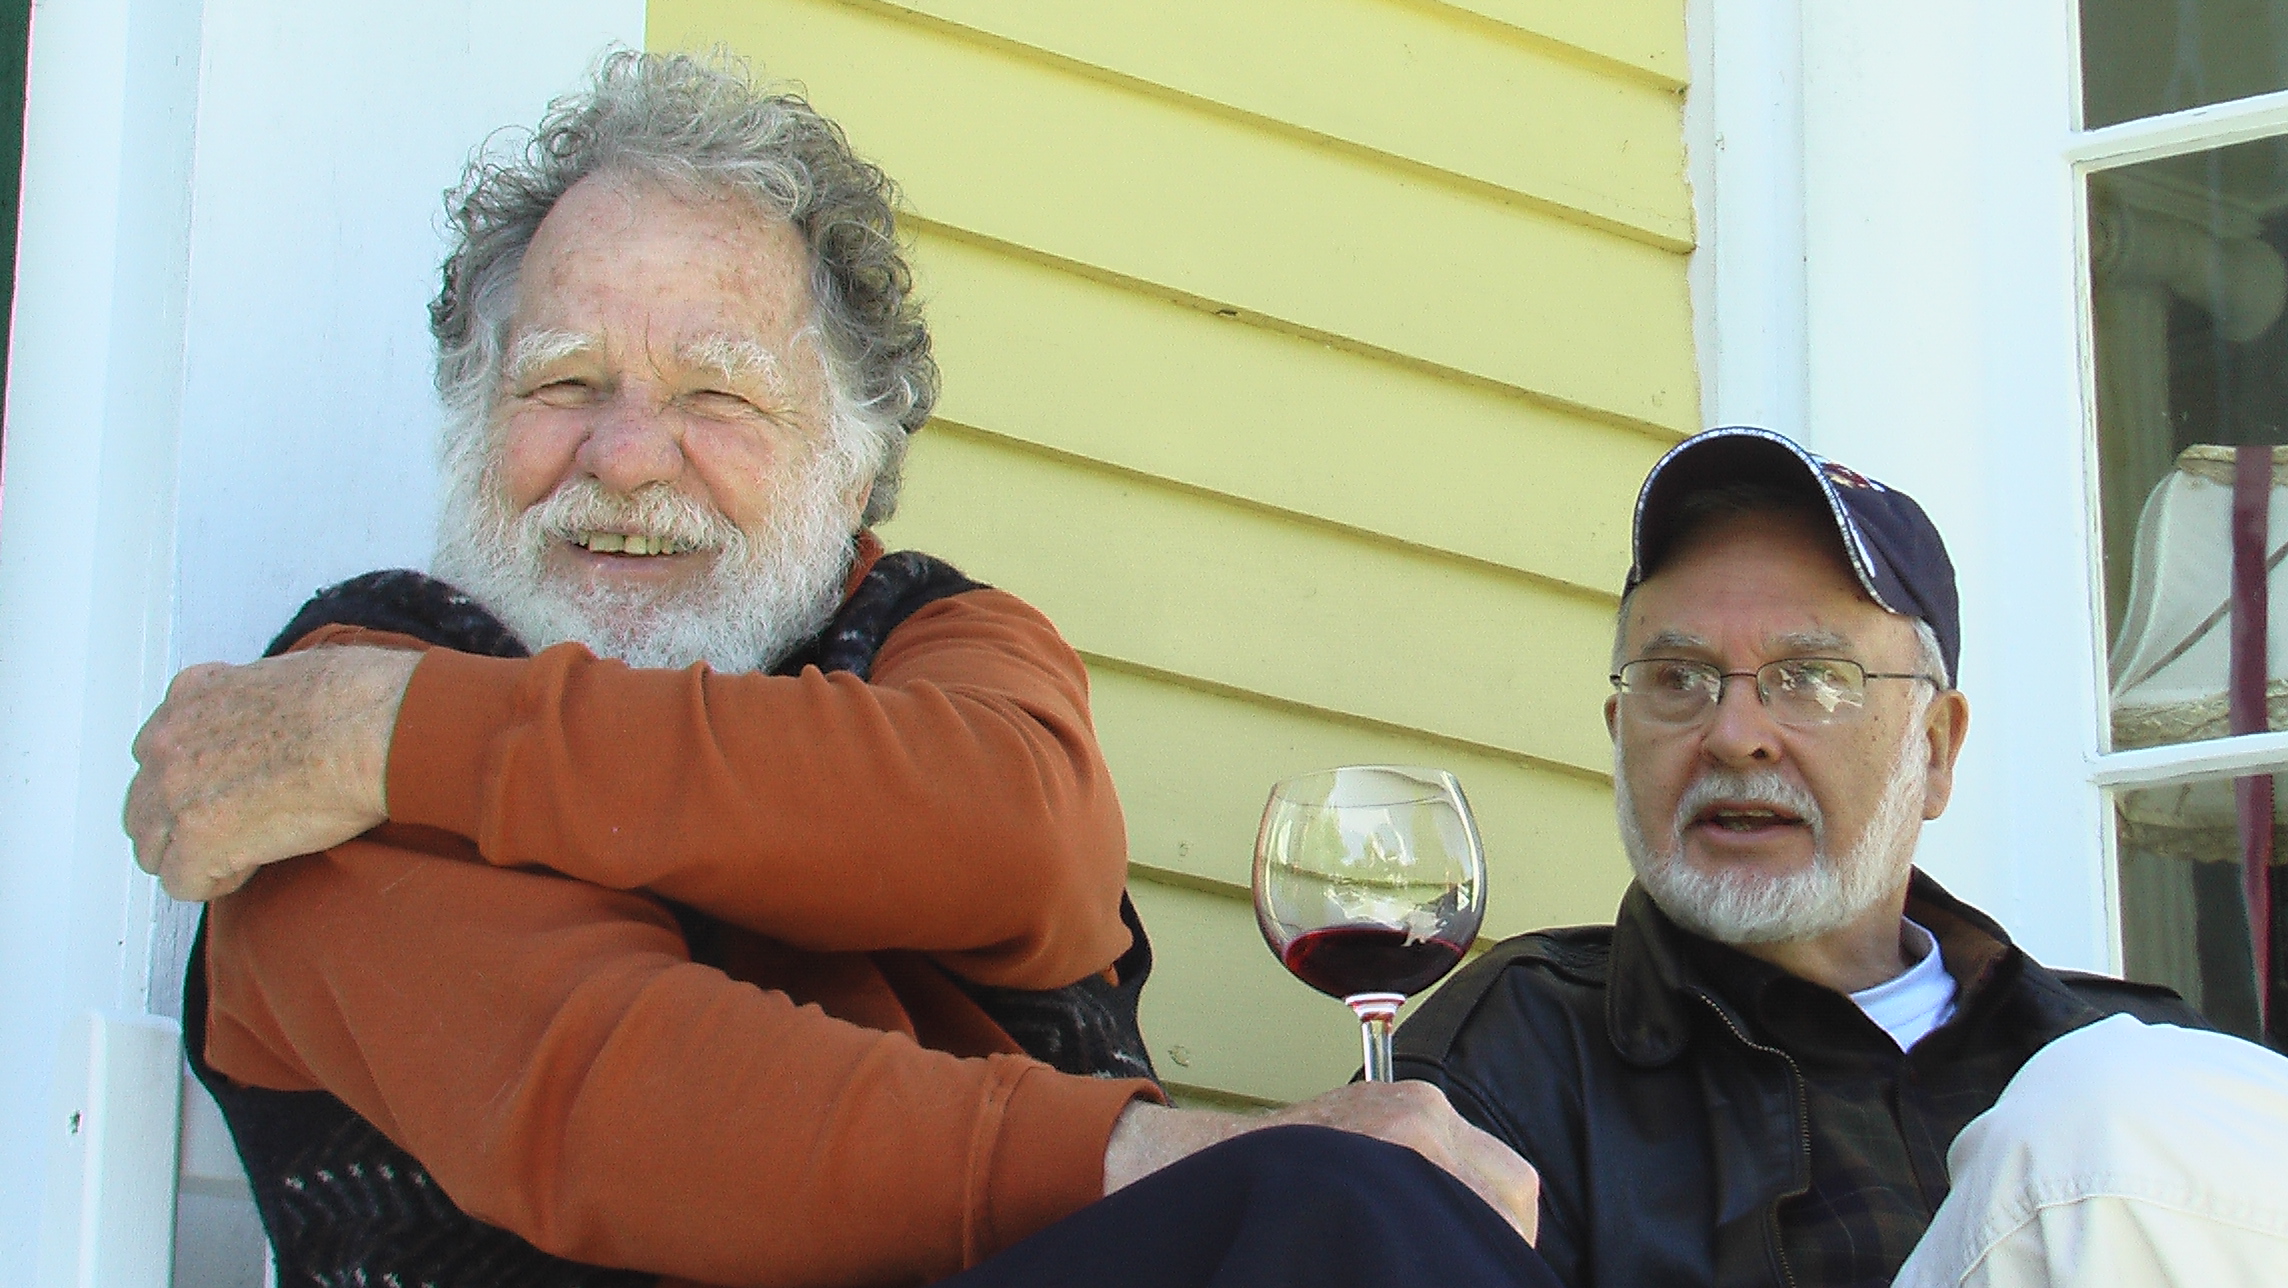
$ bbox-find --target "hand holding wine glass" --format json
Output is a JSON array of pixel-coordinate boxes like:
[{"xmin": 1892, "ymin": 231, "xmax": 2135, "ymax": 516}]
[{"xmin": 1253, "ymin": 765, "xmax": 1487, "ymax": 1081}]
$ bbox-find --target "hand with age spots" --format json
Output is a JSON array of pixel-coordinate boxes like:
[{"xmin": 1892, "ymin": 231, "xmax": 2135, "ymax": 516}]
[{"xmin": 124, "ymin": 646, "xmax": 421, "ymax": 901}]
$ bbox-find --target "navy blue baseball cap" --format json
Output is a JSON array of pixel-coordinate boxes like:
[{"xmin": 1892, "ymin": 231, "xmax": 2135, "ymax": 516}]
[{"xmin": 1626, "ymin": 426, "xmax": 1961, "ymax": 685}]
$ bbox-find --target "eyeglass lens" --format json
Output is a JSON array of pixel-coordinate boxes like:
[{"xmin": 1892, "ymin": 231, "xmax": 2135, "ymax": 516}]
[{"xmin": 1620, "ymin": 659, "xmax": 1868, "ymax": 726}]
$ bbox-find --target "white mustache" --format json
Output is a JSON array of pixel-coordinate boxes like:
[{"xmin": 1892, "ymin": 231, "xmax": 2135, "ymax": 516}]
[
  {"xmin": 528, "ymin": 479, "xmax": 738, "ymax": 551},
  {"xmin": 1672, "ymin": 769, "xmax": 1824, "ymax": 843}
]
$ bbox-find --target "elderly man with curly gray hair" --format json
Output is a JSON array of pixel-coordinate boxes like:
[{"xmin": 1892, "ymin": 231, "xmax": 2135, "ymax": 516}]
[{"xmin": 124, "ymin": 52, "xmax": 1558, "ymax": 1288}]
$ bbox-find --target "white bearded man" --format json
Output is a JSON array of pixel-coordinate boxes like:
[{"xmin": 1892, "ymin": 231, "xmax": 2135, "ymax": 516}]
[
  {"xmin": 1394, "ymin": 427, "xmax": 2288, "ymax": 1288},
  {"xmin": 124, "ymin": 51, "xmax": 1565, "ymax": 1288}
]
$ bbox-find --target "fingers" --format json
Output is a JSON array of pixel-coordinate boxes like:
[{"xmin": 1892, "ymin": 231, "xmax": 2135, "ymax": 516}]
[
  {"xmin": 1267, "ymin": 1081, "xmax": 1542, "ymax": 1243},
  {"xmin": 1444, "ymin": 1115, "xmax": 1541, "ymax": 1246},
  {"xmin": 157, "ymin": 837, "xmax": 252, "ymax": 903},
  {"xmin": 1383, "ymin": 1085, "xmax": 1539, "ymax": 1244},
  {"xmin": 122, "ymin": 772, "xmax": 167, "ymax": 876},
  {"xmin": 122, "ymin": 659, "xmax": 267, "ymax": 900},
  {"xmin": 1099, "ymin": 1086, "xmax": 1541, "ymax": 1247},
  {"xmin": 120, "ymin": 651, "xmax": 412, "ymax": 902}
]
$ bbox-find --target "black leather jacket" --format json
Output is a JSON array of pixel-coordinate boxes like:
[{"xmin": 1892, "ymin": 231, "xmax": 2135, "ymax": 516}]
[{"xmin": 1393, "ymin": 872, "xmax": 2203, "ymax": 1288}]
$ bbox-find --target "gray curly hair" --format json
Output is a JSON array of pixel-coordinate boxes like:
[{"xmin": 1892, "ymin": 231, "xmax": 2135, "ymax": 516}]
[{"xmin": 429, "ymin": 49, "xmax": 937, "ymax": 526}]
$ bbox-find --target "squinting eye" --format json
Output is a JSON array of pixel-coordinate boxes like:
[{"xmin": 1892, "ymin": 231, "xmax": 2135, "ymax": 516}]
[
  {"xmin": 687, "ymin": 389, "xmax": 760, "ymax": 415},
  {"xmin": 526, "ymin": 380, "xmax": 596, "ymax": 406}
]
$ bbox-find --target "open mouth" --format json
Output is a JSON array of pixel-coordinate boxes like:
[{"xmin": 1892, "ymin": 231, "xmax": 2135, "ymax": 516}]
[
  {"xmin": 1692, "ymin": 802, "xmax": 1810, "ymax": 833},
  {"xmin": 569, "ymin": 531, "xmax": 697, "ymax": 557}
]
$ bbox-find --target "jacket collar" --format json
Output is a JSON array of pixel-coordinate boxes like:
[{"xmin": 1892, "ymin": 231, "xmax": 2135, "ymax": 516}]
[
  {"xmin": 1605, "ymin": 882, "xmax": 1706, "ymax": 1065},
  {"xmin": 1604, "ymin": 868, "xmax": 2022, "ymax": 1066}
]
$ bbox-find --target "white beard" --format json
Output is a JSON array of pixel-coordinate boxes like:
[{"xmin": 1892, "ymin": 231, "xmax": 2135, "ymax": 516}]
[
  {"xmin": 430, "ymin": 427, "xmax": 857, "ymax": 673},
  {"xmin": 1615, "ymin": 727, "xmax": 1929, "ymax": 945}
]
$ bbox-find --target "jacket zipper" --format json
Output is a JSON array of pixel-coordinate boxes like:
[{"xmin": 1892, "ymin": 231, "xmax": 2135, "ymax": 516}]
[{"xmin": 1695, "ymin": 991, "xmax": 1809, "ymax": 1288}]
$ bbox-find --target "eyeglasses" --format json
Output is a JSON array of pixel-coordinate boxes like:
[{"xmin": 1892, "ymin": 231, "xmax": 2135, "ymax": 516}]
[{"xmin": 1610, "ymin": 657, "xmax": 1940, "ymax": 729}]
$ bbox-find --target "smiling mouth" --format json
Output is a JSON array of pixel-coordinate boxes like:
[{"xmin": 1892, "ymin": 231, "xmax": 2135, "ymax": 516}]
[{"xmin": 569, "ymin": 531, "xmax": 697, "ymax": 557}]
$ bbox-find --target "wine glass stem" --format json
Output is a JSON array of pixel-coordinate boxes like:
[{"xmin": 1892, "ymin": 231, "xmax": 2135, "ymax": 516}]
[
  {"xmin": 1346, "ymin": 993, "xmax": 1405, "ymax": 1082},
  {"xmin": 1359, "ymin": 1012, "xmax": 1394, "ymax": 1081}
]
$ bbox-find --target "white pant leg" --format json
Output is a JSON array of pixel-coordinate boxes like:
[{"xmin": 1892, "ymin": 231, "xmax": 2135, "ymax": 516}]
[{"xmin": 1894, "ymin": 1014, "xmax": 2288, "ymax": 1288}]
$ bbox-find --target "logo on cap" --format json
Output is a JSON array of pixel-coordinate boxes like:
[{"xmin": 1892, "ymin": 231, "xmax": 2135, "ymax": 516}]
[{"xmin": 1819, "ymin": 461, "xmax": 1887, "ymax": 492}]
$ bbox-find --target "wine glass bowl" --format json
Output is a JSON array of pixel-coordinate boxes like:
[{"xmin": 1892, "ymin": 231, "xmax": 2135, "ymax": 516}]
[{"xmin": 1253, "ymin": 765, "xmax": 1487, "ymax": 1080}]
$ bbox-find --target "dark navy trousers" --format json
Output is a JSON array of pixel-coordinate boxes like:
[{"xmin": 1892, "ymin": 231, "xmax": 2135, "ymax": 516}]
[{"xmin": 944, "ymin": 1126, "xmax": 1563, "ymax": 1288}]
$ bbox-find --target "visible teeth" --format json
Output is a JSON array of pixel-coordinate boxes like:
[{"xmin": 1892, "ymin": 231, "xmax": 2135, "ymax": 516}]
[{"xmin": 573, "ymin": 531, "xmax": 694, "ymax": 556}]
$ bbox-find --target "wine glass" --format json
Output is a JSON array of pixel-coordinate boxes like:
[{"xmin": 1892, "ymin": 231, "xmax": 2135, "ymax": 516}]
[{"xmin": 1252, "ymin": 765, "xmax": 1487, "ymax": 1081}]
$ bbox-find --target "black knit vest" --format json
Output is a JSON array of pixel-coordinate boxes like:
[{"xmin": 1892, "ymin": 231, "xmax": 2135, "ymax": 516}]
[{"xmin": 188, "ymin": 554, "xmax": 1157, "ymax": 1286}]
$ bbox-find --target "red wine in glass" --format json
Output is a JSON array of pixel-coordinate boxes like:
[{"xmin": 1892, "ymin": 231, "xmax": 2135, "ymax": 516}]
[
  {"xmin": 1254, "ymin": 766, "xmax": 1487, "ymax": 1081},
  {"xmin": 1281, "ymin": 926, "xmax": 1469, "ymax": 1000}
]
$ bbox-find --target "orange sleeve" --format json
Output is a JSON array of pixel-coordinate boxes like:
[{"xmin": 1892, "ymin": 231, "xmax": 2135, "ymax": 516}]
[
  {"xmin": 383, "ymin": 590, "xmax": 1131, "ymax": 991},
  {"xmin": 203, "ymin": 839, "xmax": 1150, "ymax": 1286}
]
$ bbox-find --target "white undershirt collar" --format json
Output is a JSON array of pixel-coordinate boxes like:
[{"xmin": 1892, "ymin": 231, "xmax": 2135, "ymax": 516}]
[{"xmin": 1849, "ymin": 918, "xmax": 1959, "ymax": 1051}]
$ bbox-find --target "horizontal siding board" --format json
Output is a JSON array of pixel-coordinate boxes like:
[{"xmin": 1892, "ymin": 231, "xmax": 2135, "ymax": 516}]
[
  {"xmin": 652, "ymin": 0, "xmax": 1698, "ymax": 433},
  {"xmin": 1424, "ymin": 0, "xmax": 1686, "ymax": 88},
  {"xmin": 878, "ymin": 427, "xmax": 1620, "ymax": 775},
  {"xmin": 917, "ymin": 230, "xmax": 1671, "ymax": 594},
  {"xmin": 1092, "ymin": 663, "xmax": 1631, "ymax": 940},
  {"xmin": 1130, "ymin": 878, "xmax": 1362, "ymax": 1101},
  {"xmin": 868, "ymin": 0, "xmax": 1690, "ymax": 246},
  {"xmin": 651, "ymin": 0, "xmax": 1692, "ymax": 1107}
]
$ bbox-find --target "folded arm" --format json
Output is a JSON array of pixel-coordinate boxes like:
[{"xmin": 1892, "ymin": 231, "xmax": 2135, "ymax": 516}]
[
  {"xmin": 204, "ymin": 841, "xmax": 1147, "ymax": 1286},
  {"xmin": 130, "ymin": 590, "xmax": 1130, "ymax": 989},
  {"xmin": 389, "ymin": 590, "xmax": 1129, "ymax": 988}
]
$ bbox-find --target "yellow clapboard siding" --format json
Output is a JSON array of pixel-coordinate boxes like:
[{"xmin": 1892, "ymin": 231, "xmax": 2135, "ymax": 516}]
[
  {"xmin": 877, "ymin": 426, "xmax": 1619, "ymax": 776},
  {"xmin": 1091, "ymin": 662, "xmax": 1629, "ymax": 940},
  {"xmin": 649, "ymin": 0, "xmax": 1695, "ymax": 1109},
  {"xmin": 1428, "ymin": 0, "xmax": 1687, "ymax": 89},
  {"xmin": 1130, "ymin": 878, "xmax": 1363, "ymax": 1102},
  {"xmin": 863, "ymin": 0, "xmax": 1689, "ymax": 247},
  {"xmin": 915, "ymin": 230, "xmax": 1669, "ymax": 595},
  {"xmin": 651, "ymin": 0, "xmax": 1698, "ymax": 434}
]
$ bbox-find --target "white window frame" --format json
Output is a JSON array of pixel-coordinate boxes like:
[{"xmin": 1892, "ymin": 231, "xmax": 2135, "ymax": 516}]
[
  {"xmin": 1691, "ymin": 0, "xmax": 2288, "ymax": 975},
  {"xmin": 2068, "ymin": 80, "xmax": 2288, "ymax": 793}
]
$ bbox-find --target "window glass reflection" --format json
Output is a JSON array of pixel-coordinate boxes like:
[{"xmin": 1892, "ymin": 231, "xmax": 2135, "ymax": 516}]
[
  {"xmin": 2097, "ymin": 136, "xmax": 2288, "ymax": 754},
  {"xmin": 2115, "ymin": 772, "xmax": 2285, "ymax": 1044},
  {"xmin": 2082, "ymin": 0, "xmax": 2288, "ymax": 128}
]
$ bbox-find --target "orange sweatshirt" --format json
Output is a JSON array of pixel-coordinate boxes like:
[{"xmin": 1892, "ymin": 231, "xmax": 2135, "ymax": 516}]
[{"xmin": 202, "ymin": 555, "xmax": 1156, "ymax": 1287}]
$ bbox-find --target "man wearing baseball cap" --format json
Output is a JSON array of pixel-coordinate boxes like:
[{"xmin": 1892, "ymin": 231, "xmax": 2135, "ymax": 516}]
[{"xmin": 1396, "ymin": 427, "xmax": 2288, "ymax": 1287}]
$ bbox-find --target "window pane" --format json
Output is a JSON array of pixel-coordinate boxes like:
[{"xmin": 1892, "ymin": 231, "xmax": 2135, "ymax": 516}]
[
  {"xmin": 2082, "ymin": 0, "xmax": 2288, "ymax": 128},
  {"xmin": 2095, "ymin": 135, "xmax": 2288, "ymax": 754},
  {"xmin": 2114, "ymin": 769, "xmax": 2284, "ymax": 1044}
]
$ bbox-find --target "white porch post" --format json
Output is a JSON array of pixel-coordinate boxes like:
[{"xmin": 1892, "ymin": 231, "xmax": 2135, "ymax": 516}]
[
  {"xmin": 1690, "ymin": 2, "xmax": 2112, "ymax": 968},
  {"xmin": 0, "ymin": 4, "xmax": 649, "ymax": 1282},
  {"xmin": 1687, "ymin": 0, "xmax": 1809, "ymax": 439},
  {"xmin": 0, "ymin": 0, "xmax": 205, "ymax": 1277}
]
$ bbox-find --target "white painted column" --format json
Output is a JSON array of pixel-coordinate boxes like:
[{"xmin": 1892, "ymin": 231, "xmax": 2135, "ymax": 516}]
[
  {"xmin": 1693, "ymin": 1, "xmax": 2112, "ymax": 967},
  {"xmin": 0, "ymin": 2, "xmax": 644, "ymax": 1282},
  {"xmin": 0, "ymin": 0, "xmax": 206, "ymax": 1274},
  {"xmin": 1686, "ymin": 0, "xmax": 1808, "ymax": 438},
  {"xmin": 35, "ymin": 1015, "xmax": 185, "ymax": 1288},
  {"xmin": 1793, "ymin": 2, "xmax": 2109, "ymax": 969}
]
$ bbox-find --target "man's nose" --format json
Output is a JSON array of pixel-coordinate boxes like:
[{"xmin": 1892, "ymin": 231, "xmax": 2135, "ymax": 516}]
[
  {"xmin": 1702, "ymin": 672, "xmax": 1785, "ymax": 766},
  {"xmin": 575, "ymin": 393, "xmax": 684, "ymax": 495}
]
